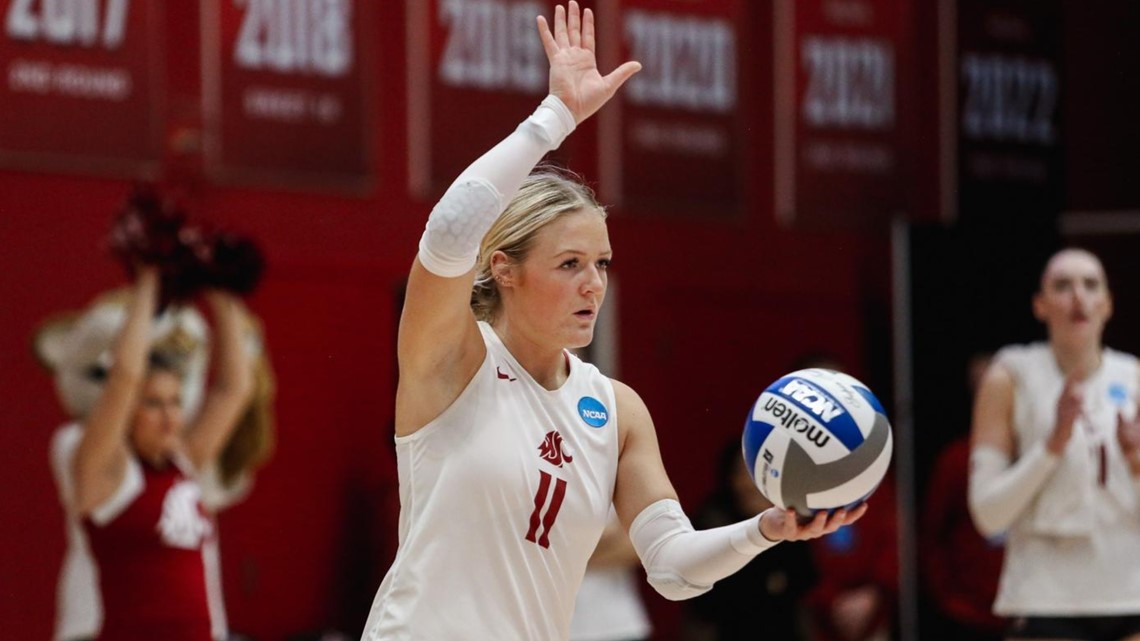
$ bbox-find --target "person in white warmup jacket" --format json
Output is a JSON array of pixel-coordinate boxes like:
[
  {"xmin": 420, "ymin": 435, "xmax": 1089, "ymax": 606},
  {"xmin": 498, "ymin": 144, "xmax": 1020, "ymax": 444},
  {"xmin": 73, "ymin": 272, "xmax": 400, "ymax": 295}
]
[
  {"xmin": 360, "ymin": 4, "xmax": 866, "ymax": 640},
  {"xmin": 969, "ymin": 248, "xmax": 1140, "ymax": 641}
]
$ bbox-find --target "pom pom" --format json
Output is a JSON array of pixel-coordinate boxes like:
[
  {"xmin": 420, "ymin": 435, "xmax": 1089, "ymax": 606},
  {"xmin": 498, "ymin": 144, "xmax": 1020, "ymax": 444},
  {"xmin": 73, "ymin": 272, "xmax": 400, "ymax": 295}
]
[
  {"xmin": 107, "ymin": 185, "xmax": 266, "ymax": 306},
  {"xmin": 205, "ymin": 232, "xmax": 265, "ymax": 295},
  {"xmin": 107, "ymin": 185, "xmax": 188, "ymax": 267}
]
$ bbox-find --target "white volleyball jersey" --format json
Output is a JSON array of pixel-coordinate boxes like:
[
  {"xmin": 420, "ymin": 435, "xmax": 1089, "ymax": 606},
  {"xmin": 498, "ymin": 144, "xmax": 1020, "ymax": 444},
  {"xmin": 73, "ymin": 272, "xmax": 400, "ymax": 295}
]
[
  {"xmin": 568, "ymin": 513, "xmax": 651, "ymax": 641},
  {"xmin": 568, "ymin": 566, "xmax": 651, "ymax": 641},
  {"xmin": 994, "ymin": 343, "xmax": 1140, "ymax": 615},
  {"xmin": 363, "ymin": 322, "xmax": 620, "ymax": 641}
]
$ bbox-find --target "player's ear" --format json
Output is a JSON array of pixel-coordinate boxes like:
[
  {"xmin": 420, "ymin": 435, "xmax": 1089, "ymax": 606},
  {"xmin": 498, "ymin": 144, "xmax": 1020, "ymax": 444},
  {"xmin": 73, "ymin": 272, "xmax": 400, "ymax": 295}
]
[{"xmin": 491, "ymin": 251, "xmax": 514, "ymax": 288}]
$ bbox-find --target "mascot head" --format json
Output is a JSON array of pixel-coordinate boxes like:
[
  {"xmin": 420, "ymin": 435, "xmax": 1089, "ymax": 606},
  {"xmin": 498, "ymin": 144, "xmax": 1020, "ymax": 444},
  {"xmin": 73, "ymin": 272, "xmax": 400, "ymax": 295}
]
[
  {"xmin": 37, "ymin": 184, "xmax": 275, "ymax": 488},
  {"xmin": 34, "ymin": 290, "xmax": 274, "ymax": 488},
  {"xmin": 34, "ymin": 290, "xmax": 211, "ymax": 420}
]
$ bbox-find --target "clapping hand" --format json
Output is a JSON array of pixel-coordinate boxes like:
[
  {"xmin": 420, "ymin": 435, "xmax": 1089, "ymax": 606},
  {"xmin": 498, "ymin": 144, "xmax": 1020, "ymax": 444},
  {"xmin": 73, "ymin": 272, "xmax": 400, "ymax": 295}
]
[
  {"xmin": 1118, "ymin": 411, "xmax": 1140, "ymax": 475},
  {"xmin": 1047, "ymin": 374, "xmax": 1085, "ymax": 455}
]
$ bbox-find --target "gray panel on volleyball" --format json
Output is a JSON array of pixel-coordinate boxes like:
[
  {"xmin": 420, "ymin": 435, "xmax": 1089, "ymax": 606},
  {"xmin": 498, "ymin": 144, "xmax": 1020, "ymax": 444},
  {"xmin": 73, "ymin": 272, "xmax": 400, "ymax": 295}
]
[{"xmin": 781, "ymin": 413, "xmax": 891, "ymax": 517}]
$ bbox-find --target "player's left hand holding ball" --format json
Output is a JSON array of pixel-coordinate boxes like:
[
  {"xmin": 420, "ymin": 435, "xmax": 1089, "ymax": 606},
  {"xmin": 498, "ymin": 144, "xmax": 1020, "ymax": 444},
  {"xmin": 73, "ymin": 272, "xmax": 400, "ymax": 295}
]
[{"xmin": 759, "ymin": 504, "xmax": 868, "ymax": 542}]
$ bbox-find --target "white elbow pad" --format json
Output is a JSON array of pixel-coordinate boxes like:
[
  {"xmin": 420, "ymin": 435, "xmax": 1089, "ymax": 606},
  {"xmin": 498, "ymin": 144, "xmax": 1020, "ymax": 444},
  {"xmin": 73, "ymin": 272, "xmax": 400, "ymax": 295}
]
[
  {"xmin": 417, "ymin": 178, "xmax": 503, "ymax": 278},
  {"xmin": 629, "ymin": 501, "xmax": 710, "ymax": 600},
  {"xmin": 629, "ymin": 499, "xmax": 776, "ymax": 601},
  {"xmin": 416, "ymin": 95, "xmax": 574, "ymax": 278}
]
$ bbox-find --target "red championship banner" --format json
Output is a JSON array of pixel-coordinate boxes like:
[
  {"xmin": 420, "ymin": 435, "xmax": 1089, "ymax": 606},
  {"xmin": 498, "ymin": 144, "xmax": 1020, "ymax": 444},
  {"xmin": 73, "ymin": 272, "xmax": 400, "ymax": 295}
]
[
  {"xmin": 597, "ymin": 0, "xmax": 744, "ymax": 216},
  {"xmin": 0, "ymin": 0, "xmax": 163, "ymax": 174},
  {"xmin": 202, "ymin": 0, "xmax": 373, "ymax": 190},
  {"xmin": 407, "ymin": 0, "xmax": 578, "ymax": 199},
  {"xmin": 774, "ymin": 0, "xmax": 908, "ymax": 229},
  {"xmin": 942, "ymin": 0, "xmax": 1062, "ymax": 219}
]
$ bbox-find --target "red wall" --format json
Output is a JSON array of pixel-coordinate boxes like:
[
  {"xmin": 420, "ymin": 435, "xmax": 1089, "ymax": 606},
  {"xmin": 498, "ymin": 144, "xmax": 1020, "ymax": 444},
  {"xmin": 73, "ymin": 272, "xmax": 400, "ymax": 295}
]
[{"xmin": 0, "ymin": 2, "xmax": 889, "ymax": 640}]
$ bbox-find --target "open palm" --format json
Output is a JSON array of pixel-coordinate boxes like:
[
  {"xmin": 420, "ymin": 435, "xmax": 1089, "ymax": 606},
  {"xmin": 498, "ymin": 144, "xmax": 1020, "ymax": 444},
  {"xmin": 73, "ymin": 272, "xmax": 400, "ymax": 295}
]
[
  {"xmin": 760, "ymin": 504, "xmax": 868, "ymax": 542},
  {"xmin": 537, "ymin": 2, "xmax": 641, "ymax": 124}
]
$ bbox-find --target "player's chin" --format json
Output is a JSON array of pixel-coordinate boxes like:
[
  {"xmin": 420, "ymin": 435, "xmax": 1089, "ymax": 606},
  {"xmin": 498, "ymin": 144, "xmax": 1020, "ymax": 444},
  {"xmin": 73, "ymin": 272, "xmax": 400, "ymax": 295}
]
[
  {"xmin": 1061, "ymin": 321, "xmax": 1101, "ymax": 342},
  {"xmin": 565, "ymin": 324, "xmax": 596, "ymax": 349},
  {"xmin": 162, "ymin": 434, "xmax": 181, "ymax": 454}
]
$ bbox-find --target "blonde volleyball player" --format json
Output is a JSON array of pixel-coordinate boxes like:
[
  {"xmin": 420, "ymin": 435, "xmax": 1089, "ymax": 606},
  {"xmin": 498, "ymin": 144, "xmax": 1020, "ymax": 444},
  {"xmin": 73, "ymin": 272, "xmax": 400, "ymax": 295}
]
[
  {"xmin": 360, "ymin": 3, "xmax": 866, "ymax": 640},
  {"xmin": 970, "ymin": 249, "xmax": 1140, "ymax": 641}
]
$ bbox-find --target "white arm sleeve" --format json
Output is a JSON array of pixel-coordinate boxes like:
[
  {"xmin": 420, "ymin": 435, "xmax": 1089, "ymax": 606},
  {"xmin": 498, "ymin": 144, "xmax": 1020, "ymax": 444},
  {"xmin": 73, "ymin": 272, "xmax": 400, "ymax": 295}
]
[
  {"xmin": 968, "ymin": 442, "xmax": 1059, "ymax": 537},
  {"xmin": 629, "ymin": 499, "xmax": 779, "ymax": 601},
  {"xmin": 417, "ymin": 95, "xmax": 576, "ymax": 277}
]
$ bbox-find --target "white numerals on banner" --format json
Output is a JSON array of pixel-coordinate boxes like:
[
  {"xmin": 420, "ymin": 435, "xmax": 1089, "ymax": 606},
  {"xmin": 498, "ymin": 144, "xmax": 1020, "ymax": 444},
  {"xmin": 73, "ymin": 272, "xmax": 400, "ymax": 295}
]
[
  {"xmin": 5, "ymin": 0, "xmax": 129, "ymax": 48},
  {"xmin": 960, "ymin": 54, "xmax": 1056, "ymax": 145},
  {"xmin": 437, "ymin": 0, "xmax": 545, "ymax": 92},
  {"xmin": 624, "ymin": 10, "xmax": 736, "ymax": 113},
  {"xmin": 233, "ymin": 0, "xmax": 352, "ymax": 77},
  {"xmin": 801, "ymin": 36, "xmax": 895, "ymax": 130}
]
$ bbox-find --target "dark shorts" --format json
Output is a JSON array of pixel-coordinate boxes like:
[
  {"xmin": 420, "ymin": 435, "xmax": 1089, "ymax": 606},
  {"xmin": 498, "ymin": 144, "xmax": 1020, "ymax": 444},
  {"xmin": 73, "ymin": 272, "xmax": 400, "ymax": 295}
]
[{"xmin": 1006, "ymin": 614, "xmax": 1140, "ymax": 641}]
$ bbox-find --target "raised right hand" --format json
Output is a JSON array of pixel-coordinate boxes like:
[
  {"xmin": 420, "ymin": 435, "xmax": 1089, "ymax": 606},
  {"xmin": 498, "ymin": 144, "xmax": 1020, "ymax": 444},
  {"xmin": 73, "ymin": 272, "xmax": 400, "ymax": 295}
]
[
  {"xmin": 1048, "ymin": 375, "xmax": 1084, "ymax": 454},
  {"xmin": 537, "ymin": 2, "xmax": 641, "ymax": 124},
  {"xmin": 135, "ymin": 264, "xmax": 160, "ymax": 291}
]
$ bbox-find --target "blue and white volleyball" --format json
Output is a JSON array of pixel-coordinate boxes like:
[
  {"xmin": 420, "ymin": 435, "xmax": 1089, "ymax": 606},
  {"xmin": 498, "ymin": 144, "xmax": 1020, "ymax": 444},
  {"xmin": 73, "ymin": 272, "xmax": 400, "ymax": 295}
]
[{"xmin": 742, "ymin": 368, "xmax": 892, "ymax": 518}]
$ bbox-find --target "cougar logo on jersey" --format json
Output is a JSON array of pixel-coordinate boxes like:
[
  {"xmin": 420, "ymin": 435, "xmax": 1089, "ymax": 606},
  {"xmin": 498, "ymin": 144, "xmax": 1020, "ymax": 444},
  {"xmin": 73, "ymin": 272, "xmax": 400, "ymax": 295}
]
[
  {"xmin": 537, "ymin": 430, "xmax": 573, "ymax": 467},
  {"xmin": 158, "ymin": 480, "xmax": 212, "ymax": 549}
]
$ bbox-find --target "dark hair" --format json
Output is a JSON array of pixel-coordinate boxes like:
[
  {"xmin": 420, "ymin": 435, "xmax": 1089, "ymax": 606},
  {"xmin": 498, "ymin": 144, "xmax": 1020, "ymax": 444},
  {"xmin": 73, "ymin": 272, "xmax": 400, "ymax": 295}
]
[{"xmin": 147, "ymin": 350, "xmax": 186, "ymax": 379}]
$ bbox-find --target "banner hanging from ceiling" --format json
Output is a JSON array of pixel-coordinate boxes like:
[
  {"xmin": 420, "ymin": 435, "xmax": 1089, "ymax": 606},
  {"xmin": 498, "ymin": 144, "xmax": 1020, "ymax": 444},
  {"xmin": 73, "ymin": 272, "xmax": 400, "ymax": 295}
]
[
  {"xmin": 202, "ymin": 0, "xmax": 373, "ymax": 191},
  {"xmin": 0, "ymin": 0, "xmax": 164, "ymax": 175},
  {"xmin": 773, "ymin": 0, "xmax": 909, "ymax": 229}
]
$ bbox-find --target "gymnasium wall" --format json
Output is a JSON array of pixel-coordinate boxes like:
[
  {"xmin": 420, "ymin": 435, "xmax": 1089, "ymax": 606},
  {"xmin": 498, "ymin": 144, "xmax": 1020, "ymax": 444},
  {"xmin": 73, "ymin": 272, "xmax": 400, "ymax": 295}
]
[
  {"xmin": 3, "ymin": 2, "xmax": 1137, "ymax": 641},
  {"xmin": 0, "ymin": 3, "xmax": 883, "ymax": 639}
]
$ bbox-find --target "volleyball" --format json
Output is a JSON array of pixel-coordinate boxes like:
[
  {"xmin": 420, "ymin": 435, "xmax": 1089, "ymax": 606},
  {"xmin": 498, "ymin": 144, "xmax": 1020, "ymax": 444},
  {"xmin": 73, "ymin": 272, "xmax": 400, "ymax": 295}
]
[{"xmin": 742, "ymin": 368, "xmax": 893, "ymax": 518}]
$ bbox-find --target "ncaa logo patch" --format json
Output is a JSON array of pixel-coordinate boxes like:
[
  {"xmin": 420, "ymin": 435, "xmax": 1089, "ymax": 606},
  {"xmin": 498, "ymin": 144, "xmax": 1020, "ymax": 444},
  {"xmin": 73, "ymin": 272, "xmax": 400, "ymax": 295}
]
[
  {"xmin": 578, "ymin": 396, "xmax": 609, "ymax": 428},
  {"xmin": 1109, "ymin": 382, "xmax": 1129, "ymax": 406}
]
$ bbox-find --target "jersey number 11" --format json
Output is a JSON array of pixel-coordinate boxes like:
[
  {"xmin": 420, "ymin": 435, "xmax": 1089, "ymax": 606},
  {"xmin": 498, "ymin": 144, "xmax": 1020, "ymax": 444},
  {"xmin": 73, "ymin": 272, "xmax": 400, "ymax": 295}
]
[{"xmin": 525, "ymin": 470, "xmax": 566, "ymax": 549}]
